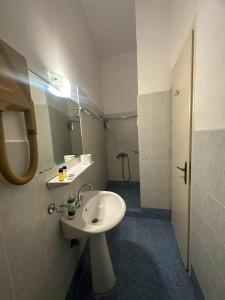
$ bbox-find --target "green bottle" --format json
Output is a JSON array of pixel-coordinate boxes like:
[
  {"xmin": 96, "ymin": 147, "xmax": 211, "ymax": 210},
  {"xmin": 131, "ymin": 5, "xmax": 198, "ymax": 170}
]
[{"xmin": 67, "ymin": 193, "xmax": 76, "ymax": 219}]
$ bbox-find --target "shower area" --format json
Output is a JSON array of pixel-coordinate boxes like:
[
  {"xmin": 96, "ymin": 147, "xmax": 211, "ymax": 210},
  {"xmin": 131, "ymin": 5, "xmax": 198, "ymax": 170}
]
[{"xmin": 104, "ymin": 113, "xmax": 140, "ymax": 209}]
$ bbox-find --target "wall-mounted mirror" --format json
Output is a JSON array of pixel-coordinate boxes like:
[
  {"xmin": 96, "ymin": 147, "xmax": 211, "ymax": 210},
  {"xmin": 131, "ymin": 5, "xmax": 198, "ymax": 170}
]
[{"xmin": 28, "ymin": 71, "xmax": 83, "ymax": 172}]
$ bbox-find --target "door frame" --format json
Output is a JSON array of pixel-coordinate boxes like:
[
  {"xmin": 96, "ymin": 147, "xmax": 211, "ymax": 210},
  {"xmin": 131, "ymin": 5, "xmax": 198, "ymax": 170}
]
[
  {"xmin": 187, "ymin": 29, "xmax": 195, "ymax": 270},
  {"xmin": 171, "ymin": 28, "xmax": 195, "ymax": 270},
  {"xmin": 188, "ymin": 25, "xmax": 197, "ymax": 272}
]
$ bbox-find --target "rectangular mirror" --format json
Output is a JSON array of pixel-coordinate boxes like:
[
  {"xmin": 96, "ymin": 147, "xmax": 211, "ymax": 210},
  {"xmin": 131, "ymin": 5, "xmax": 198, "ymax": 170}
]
[{"xmin": 29, "ymin": 71, "xmax": 83, "ymax": 172}]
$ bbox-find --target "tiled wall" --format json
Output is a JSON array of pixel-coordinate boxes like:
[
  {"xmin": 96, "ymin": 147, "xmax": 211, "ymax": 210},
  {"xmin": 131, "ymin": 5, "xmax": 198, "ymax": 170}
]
[
  {"xmin": 105, "ymin": 115, "xmax": 139, "ymax": 182},
  {"xmin": 191, "ymin": 129, "xmax": 225, "ymax": 300},
  {"xmin": 0, "ymin": 110, "xmax": 108, "ymax": 300},
  {"xmin": 137, "ymin": 91, "xmax": 171, "ymax": 209}
]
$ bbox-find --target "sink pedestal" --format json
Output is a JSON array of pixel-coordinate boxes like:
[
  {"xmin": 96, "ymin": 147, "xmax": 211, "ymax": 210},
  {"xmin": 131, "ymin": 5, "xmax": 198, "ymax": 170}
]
[
  {"xmin": 61, "ymin": 190, "xmax": 126, "ymax": 294},
  {"xmin": 89, "ymin": 232, "xmax": 115, "ymax": 295}
]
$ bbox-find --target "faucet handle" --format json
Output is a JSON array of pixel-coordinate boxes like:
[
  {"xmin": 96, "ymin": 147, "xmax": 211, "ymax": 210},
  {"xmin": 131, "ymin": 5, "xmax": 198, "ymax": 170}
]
[
  {"xmin": 48, "ymin": 203, "xmax": 56, "ymax": 214},
  {"xmin": 47, "ymin": 203, "xmax": 68, "ymax": 214}
]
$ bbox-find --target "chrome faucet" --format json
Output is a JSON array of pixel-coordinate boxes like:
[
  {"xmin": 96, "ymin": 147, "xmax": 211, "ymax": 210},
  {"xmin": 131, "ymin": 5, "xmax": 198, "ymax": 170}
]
[{"xmin": 76, "ymin": 183, "xmax": 94, "ymax": 207}]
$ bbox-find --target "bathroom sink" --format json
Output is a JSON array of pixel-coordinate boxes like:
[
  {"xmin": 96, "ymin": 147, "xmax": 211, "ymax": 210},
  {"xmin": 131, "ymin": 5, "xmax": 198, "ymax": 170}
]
[
  {"xmin": 61, "ymin": 190, "xmax": 126, "ymax": 295},
  {"xmin": 61, "ymin": 190, "xmax": 126, "ymax": 239}
]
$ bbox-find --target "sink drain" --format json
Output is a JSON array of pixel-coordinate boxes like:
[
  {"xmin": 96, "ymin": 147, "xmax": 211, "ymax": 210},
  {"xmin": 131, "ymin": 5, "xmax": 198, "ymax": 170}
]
[{"xmin": 91, "ymin": 218, "xmax": 99, "ymax": 224}]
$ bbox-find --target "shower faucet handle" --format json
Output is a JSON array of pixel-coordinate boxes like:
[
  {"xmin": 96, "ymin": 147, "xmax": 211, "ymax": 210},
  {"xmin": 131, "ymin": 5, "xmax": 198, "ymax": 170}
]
[{"xmin": 116, "ymin": 152, "xmax": 128, "ymax": 159}]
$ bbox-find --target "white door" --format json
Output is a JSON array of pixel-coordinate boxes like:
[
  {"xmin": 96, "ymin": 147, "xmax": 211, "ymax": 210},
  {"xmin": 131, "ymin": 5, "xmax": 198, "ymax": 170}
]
[{"xmin": 171, "ymin": 32, "xmax": 194, "ymax": 269}]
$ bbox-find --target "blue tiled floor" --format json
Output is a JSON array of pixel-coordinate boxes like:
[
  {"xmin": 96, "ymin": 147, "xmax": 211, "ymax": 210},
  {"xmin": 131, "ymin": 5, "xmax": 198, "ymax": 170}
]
[
  {"xmin": 107, "ymin": 181, "xmax": 140, "ymax": 209},
  {"xmin": 67, "ymin": 182, "xmax": 196, "ymax": 300},
  {"xmin": 107, "ymin": 181, "xmax": 171, "ymax": 220}
]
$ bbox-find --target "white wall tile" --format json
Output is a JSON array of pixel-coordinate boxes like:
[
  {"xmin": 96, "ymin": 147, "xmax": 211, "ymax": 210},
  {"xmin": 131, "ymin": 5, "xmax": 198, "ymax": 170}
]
[
  {"xmin": 137, "ymin": 91, "xmax": 171, "ymax": 209},
  {"xmin": 191, "ymin": 129, "xmax": 225, "ymax": 299},
  {"xmin": 105, "ymin": 115, "xmax": 139, "ymax": 182},
  {"xmin": 0, "ymin": 105, "xmax": 108, "ymax": 300},
  {"xmin": 0, "ymin": 218, "xmax": 13, "ymax": 297},
  {"xmin": 191, "ymin": 231, "xmax": 218, "ymax": 300},
  {"xmin": 0, "ymin": 290, "xmax": 14, "ymax": 300}
]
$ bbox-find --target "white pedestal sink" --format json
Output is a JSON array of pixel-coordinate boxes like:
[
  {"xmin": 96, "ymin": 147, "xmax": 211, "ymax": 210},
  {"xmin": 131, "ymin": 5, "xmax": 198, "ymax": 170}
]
[{"xmin": 61, "ymin": 191, "xmax": 126, "ymax": 295}]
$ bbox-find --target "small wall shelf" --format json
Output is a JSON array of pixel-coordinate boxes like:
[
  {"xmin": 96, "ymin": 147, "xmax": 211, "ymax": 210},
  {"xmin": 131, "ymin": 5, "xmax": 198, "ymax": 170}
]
[{"xmin": 47, "ymin": 161, "xmax": 94, "ymax": 189}]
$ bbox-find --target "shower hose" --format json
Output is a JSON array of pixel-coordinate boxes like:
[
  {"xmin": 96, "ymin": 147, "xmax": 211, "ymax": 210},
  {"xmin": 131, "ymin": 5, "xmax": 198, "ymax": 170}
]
[
  {"xmin": 122, "ymin": 154, "xmax": 131, "ymax": 183},
  {"xmin": 116, "ymin": 152, "xmax": 131, "ymax": 183}
]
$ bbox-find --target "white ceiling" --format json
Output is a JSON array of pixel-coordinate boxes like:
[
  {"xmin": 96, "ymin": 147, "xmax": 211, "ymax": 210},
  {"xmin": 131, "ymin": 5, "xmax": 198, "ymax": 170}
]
[{"xmin": 81, "ymin": 0, "xmax": 136, "ymax": 57}]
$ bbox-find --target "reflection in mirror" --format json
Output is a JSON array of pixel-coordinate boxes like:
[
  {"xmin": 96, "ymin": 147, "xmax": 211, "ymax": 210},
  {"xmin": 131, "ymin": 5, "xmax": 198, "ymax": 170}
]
[{"xmin": 28, "ymin": 71, "xmax": 83, "ymax": 172}]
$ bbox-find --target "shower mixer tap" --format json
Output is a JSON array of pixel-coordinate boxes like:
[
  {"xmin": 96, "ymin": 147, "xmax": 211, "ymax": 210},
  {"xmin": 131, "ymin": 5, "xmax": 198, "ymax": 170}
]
[{"xmin": 116, "ymin": 152, "xmax": 128, "ymax": 159}]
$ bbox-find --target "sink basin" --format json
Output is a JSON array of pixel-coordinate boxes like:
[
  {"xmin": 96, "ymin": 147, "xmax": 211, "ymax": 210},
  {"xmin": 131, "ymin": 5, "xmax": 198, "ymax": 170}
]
[
  {"xmin": 61, "ymin": 190, "xmax": 126, "ymax": 239},
  {"xmin": 61, "ymin": 190, "xmax": 126, "ymax": 295}
]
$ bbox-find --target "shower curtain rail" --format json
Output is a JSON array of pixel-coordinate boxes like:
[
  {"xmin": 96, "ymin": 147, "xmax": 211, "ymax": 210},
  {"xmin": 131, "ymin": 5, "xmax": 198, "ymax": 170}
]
[
  {"xmin": 79, "ymin": 108, "xmax": 137, "ymax": 122},
  {"xmin": 79, "ymin": 107, "xmax": 103, "ymax": 121},
  {"xmin": 105, "ymin": 114, "xmax": 137, "ymax": 121}
]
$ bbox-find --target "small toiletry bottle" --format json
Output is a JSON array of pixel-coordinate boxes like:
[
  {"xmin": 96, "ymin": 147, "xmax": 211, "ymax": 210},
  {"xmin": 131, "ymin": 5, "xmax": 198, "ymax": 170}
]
[
  {"xmin": 58, "ymin": 168, "xmax": 64, "ymax": 181},
  {"xmin": 67, "ymin": 193, "xmax": 76, "ymax": 219},
  {"xmin": 63, "ymin": 166, "xmax": 67, "ymax": 178}
]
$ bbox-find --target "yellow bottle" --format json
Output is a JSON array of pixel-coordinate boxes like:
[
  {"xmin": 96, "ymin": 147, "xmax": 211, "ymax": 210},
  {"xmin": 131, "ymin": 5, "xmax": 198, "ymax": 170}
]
[{"xmin": 58, "ymin": 168, "xmax": 64, "ymax": 181}]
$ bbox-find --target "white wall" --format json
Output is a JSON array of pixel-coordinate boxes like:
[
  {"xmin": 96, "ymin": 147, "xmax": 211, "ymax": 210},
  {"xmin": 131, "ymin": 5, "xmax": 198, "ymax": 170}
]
[
  {"xmin": 194, "ymin": 0, "xmax": 225, "ymax": 130},
  {"xmin": 0, "ymin": 0, "xmax": 103, "ymax": 111},
  {"xmin": 0, "ymin": 1, "xmax": 108, "ymax": 299},
  {"xmin": 135, "ymin": 3, "xmax": 225, "ymax": 299},
  {"xmin": 81, "ymin": 0, "xmax": 136, "ymax": 57},
  {"xmin": 170, "ymin": 1, "xmax": 225, "ymax": 299},
  {"xmin": 136, "ymin": 0, "xmax": 225, "ymax": 131},
  {"xmin": 135, "ymin": 0, "xmax": 171, "ymax": 95},
  {"xmin": 171, "ymin": 0, "xmax": 225, "ymax": 131},
  {"xmin": 101, "ymin": 50, "xmax": 138, "ymax": 114},
  {"xmin": 170, "ymin": 0, "xmax": 199, "ymax": 68}
]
